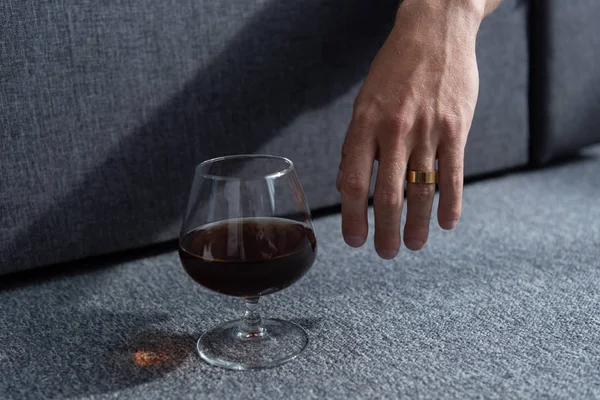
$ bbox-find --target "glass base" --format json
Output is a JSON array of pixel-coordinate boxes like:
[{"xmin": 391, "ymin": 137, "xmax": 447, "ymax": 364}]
[{"xmin": 197, "ymin": 318, "xmax": 308, "ymax": 370}]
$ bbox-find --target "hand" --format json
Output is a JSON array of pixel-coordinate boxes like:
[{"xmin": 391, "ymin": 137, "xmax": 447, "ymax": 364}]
[{"xmin": 336, "ymin": 1, "xmax": 485, "ymax": 259}]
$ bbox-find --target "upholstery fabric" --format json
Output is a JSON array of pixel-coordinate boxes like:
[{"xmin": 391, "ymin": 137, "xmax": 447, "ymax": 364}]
[
  {"xmin": 1, "ymin": 145, "xmax": 599, "ymax": 399},
  {"xmin": 530, "ymin": 0, "xmax": 600, "ymax": 164},
  {"xmin": 0, "ymin": 0, "xmax": 528, "ymax": 273}
]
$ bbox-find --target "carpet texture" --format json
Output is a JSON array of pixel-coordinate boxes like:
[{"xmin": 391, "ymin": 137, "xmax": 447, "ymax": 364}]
[{"xmin": 1, "ymin": 146, "xmax": 599, "ymax": 399}]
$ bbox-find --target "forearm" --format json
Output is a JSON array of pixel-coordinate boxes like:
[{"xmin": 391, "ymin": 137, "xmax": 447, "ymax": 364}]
[
  {"xmin": 398, "ymin": 0, "xmax": 504, "ymax": 28},
  {"xmin": 395, "ymin": 0, "xmax": 504, "ymax": 46}
]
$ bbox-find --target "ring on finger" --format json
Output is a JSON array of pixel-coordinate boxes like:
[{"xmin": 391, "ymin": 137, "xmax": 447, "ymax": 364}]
[{"xmin": 406, "ymin": 170, "xmax": 438, "ymax": 184}]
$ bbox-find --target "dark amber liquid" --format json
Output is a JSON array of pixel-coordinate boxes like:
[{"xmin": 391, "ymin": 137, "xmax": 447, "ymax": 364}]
[{"xmin": 179, "ymin": 217, "xmax": 317, "ymax": 297}]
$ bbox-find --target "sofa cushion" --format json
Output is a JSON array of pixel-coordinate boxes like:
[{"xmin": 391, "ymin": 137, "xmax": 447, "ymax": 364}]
[
  {"xmin": 1, "ymin": 145, "xmax": 598, "ymax": 399},
  {"xmin": 0, "ymin": 0, "xmax": 528, "ymax": 274},
  {"xmin": 530, "ymin": 0, "xmax": 600, "ymax": 164}
]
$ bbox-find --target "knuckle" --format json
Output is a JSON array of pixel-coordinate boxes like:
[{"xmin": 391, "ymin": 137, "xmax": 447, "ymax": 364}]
[
  {"xmin": 342, "ymin": 173, "xmax": 369, "ymax": 197},
  {"xmin": 374, "ymin": 190, "xmax": 402, "ymax": 208},
  {"xmin": 441, "ymin": 162, "xmax": 464, "ymax": 189},
  {"xmin": 440, "ymin": 113, "xmax": 464, "ymax": 141},
  {"xmin": 387, "ymin": 111, "xmax": 412, "ymax": 134},
  {"xmin": 352, "ymin": 102, "xmax": 378, "ymax": 127},
  {"xmin": 449, "ymin": 172, "xmax": 463, "ymax": 189},
  {"xmin": 354, "ymin": 96, "xmax": 413, "ymax": 133},
  {"xmin": 411, "ymin": 185, "xmax": 434, "ymax": 203},
  {"xmin": 352, "ymin": 93, "xmax": 367, "ymax": 112},
  {"xmin": 440, "ymin": 144, "xmax": 463, "ymax": 159}
]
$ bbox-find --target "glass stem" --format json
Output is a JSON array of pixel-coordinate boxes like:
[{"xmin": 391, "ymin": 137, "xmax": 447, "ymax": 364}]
[{"xmin": 238, "ymin": 296, "xmax": 265, "ymax": 339}]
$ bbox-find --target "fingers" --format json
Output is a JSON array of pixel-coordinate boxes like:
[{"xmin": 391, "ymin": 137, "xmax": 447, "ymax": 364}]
[
  {"xmin": 339, "ymin": 116, "xmax": 377, "ymax": 248},
  {"xmin": 403, "ymin": 148, "xmax": 437, "ymax": 251},
  {"xmin": 339, "ymin": 101, "xmax": 466, "ymax": 256},
  {"xmin": 437, "ymin": 143, "xmax": 464, "ymax": 230},
  {"xmin": 373, "ymin": 146, "xmax": 406, "ymax": 259}
]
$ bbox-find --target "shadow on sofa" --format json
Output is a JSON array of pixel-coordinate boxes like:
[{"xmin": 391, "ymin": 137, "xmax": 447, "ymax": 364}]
[{"xmin": 3, "ymin": 0, "xmax": 399, "ymax": 272}]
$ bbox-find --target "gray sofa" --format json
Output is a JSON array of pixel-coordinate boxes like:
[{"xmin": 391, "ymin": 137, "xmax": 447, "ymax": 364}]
[{"xmin": 1, "ymin": 1, "xmax": 600, "ymax": 398}]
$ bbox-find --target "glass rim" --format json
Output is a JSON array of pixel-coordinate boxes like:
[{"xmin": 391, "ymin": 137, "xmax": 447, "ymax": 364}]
[{"xmin": 195, "ymin": 154, "xmax": 295, "ymax": 181}]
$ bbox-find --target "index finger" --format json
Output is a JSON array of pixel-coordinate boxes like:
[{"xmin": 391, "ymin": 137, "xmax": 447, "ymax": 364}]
[{"xmin": 339, "ymin": 115, "xmax": 376, "ymax": 248}]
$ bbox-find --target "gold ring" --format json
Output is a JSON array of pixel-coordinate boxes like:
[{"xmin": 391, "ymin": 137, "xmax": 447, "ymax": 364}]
[{"xmin": 407, "ymin": 170, "xmax": 438, "ymax": 184}]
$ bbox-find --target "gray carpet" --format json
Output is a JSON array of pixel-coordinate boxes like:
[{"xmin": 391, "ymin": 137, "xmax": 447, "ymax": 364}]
[{"xmin": 1, "ymin": 146, "xmax": 599, "ymax": 400}]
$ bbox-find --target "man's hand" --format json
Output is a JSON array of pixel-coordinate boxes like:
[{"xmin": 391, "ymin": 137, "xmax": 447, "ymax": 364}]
[{"xmin": 337, "ymin": 0, "xmax": 501, "ymax": 259}]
